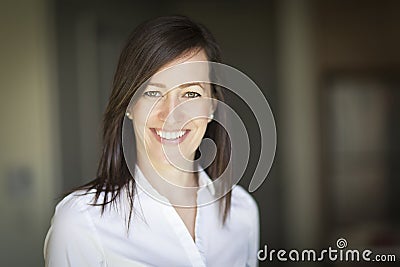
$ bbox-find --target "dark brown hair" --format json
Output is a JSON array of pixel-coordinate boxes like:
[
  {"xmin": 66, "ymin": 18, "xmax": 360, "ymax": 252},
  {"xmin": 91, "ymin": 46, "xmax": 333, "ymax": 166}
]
[{"xmin": 79, "ymin": 15, "xmax": 231, "ymax": 225}]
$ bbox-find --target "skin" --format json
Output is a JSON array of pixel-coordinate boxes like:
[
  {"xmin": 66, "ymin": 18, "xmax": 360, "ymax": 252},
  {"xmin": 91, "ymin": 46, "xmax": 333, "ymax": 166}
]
[{"xmin": 127, "ymin": 49, "xmax": 215, "ymax": 240}]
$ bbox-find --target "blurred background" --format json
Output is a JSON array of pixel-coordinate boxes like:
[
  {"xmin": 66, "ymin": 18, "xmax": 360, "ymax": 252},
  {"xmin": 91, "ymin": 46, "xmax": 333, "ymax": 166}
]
[{"xmin": 0, "ymin": 0, "xmax": 399, "ymax": 266}]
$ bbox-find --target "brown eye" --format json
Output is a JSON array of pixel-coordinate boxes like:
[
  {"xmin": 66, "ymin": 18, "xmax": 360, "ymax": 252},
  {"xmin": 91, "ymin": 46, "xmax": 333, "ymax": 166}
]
[{"xmin": 184, "ymin": 92, "xmax": 201, "ymax": 98}]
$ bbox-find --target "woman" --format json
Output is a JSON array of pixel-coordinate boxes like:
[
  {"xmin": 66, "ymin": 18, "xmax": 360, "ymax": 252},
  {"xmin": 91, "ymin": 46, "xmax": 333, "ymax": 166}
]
[{"xmin": 44, "ymin": 15, "xmax": 259, "ymax": 267}]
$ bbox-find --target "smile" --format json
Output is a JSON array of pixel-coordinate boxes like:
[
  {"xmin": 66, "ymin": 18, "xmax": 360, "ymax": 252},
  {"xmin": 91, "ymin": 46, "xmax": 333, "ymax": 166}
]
[{"xmin": 150, "ymin": 128, "xmax": 190, "ymax": 144}]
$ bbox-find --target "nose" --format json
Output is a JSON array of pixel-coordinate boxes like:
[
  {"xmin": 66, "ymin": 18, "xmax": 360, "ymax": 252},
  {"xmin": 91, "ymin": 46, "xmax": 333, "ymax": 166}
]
[{"xmin": 156, "ymin": 93, "xmax": 185, "ymax": 124}]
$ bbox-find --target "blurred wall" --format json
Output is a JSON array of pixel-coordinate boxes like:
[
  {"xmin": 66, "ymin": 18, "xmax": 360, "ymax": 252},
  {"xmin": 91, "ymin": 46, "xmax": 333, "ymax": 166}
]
[
  {"xmin": 277, "ymin": 0, "xmax": 322, "ymax": 249},
  {"xmin": 315, "ymin": 0, "xmax": 400, "ymax": 69},
  {"xmin": 313, "ymin": 0, "xmax": 400, "ymax": 255},
  {"xmin": 0, "ymin": 0, "xmax": 59, "ymax": 266},
  {"xmin": 276, "ymin": 0, "xmax": 400, "ymax": 263}
]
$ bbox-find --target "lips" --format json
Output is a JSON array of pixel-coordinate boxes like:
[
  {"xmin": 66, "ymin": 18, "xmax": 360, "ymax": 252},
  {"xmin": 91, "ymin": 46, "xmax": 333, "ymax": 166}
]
[{"xmin": 150, "ymin": 128, "xmax": 190, "ymax": 144}]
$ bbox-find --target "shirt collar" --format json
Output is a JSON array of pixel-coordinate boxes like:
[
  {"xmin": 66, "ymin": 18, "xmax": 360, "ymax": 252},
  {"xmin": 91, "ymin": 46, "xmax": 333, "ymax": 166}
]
[{"xmin": 197, "ymin": 168, "xmax": 216, "ymax": 196}]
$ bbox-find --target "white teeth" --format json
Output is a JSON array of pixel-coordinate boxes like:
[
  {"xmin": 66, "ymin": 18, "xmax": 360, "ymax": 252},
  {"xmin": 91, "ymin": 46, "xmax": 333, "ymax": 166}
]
[{"xmin": 155, "ymin": 130, "xmax": 186, "ymax": 140}]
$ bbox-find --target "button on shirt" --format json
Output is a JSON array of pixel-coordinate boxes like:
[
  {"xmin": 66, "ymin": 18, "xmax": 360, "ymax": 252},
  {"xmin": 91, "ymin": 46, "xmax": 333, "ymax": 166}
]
[{"xmin": 44, "ymin": 167, "xmax": 260, "ymax": 267}]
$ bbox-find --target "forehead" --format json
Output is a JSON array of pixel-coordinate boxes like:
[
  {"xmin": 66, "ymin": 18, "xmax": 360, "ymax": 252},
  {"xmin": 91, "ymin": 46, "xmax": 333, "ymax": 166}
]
[
  {"xmin": 149, "ymin": 49, "xmax": 211, "ymax": 89},
  {"xmin": 160, "ymin": 49, "xmax": 209, "ymax": 70}
]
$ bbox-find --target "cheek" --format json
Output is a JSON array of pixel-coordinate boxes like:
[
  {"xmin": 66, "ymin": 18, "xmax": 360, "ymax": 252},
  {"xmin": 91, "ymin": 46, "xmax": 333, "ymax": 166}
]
[
  {"xmin": 181, "ymin": 99, "xmax": 213, "ymax": 121},
  {"xmin": 132, "ymin": 101, "xmax": 156, "ymax": 126},
  {"xmin": 192, "ymin": 118, "xmax": 209, "ymax": 134}
]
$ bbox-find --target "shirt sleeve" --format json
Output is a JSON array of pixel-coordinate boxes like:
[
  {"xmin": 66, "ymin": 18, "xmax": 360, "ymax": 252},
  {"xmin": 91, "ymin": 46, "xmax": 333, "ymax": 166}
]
[
  {"xmin": 44, "ymin": 197, "xmax": 105, "ymax": 267},
  {"xmin": 246, "ymin": 196, "xmax": 260, "ymax": 267}
]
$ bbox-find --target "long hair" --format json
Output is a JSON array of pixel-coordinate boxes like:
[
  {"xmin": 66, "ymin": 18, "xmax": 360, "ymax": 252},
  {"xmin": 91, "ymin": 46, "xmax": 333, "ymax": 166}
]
[{"xmin": 78, "ymin": 15, "xmax": 232, "ymax": 225}]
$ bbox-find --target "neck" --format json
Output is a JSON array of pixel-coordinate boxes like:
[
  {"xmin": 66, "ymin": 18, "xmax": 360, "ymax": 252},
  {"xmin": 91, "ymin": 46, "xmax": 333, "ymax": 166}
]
[{"xmin": 136, "ymin": 153, "xmax": 199, "ymax": 206}]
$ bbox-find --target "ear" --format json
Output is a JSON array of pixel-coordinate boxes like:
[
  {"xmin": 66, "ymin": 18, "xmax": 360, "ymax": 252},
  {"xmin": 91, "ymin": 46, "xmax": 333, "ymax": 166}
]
[
  {"xmin": 125, "ymin": 106, "xmax": 133, "ymax": 120},
  {"xmin": 207, "ymin": 98, "xmax": 217, "ymax": 123},
  {"xmin": 207, "ymin": 113, "xmax": 214, "ymax": 123}
]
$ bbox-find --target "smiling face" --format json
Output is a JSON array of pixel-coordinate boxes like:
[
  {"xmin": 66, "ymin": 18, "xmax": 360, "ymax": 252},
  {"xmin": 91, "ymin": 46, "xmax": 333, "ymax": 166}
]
[{"xmin": 129, "ymin": 49, "xmax": 215, "ymax": 171}]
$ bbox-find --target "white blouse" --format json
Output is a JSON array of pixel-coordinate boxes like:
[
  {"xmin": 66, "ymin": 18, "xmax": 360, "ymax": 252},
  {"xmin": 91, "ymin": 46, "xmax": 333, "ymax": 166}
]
[{"xmin": 44, "ymin": 167, "xmax": 260, "ymax": 267}]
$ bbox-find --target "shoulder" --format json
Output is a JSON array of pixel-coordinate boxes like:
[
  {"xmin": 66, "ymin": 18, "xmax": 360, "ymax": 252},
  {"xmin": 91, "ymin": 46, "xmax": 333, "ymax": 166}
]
[
  {"xmin": 231, "ymin": 185, "xmax": 258, "ymax": 213},
  {"xmin": 230, "ymin": 186, "xmax": 260, "ymax": 267},
  {"xmin": 53, "ymin": 190, "xmax": 99, "ymax": 219},
  {"xmin": 229, "ymin": 185, "xmax": 259, "ymax": 224},
  {"xmin": 44, "ymin": 190, "xmax": 105, "ymax": 265},
  {"xmin": 47, "ymin": 190, "xmax": 100, "ymax": 239}
]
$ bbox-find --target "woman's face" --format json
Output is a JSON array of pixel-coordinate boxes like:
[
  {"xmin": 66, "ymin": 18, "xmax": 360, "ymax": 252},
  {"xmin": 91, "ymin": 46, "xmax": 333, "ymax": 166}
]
[{"xmin": 130, "ymin": 49, "xmax": 214, "ymax": 170}]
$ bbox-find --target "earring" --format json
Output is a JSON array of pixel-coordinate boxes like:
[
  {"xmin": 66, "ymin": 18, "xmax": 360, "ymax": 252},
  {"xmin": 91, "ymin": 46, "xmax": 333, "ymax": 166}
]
[
  {"xmin": 209, "ymin": 113, "xmax": 214, "ymax": 120},
  {"xmin": 126, "ymin": 112, "xmax": 132, "ymax": 119}
]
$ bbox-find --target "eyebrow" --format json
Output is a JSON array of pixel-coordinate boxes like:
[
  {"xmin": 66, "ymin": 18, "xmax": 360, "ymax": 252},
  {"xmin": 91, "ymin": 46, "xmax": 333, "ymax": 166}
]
[
  {"xmin": 147, "ymin": 82, "xmax": 166, "ymax": 88},
  {"xmin": 180, "ymin": 82, "xmax": 205, "ymax": 90},
  {"xmin": 147, "ymin": 82, "xmax": 205, "ymax": 90}
]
